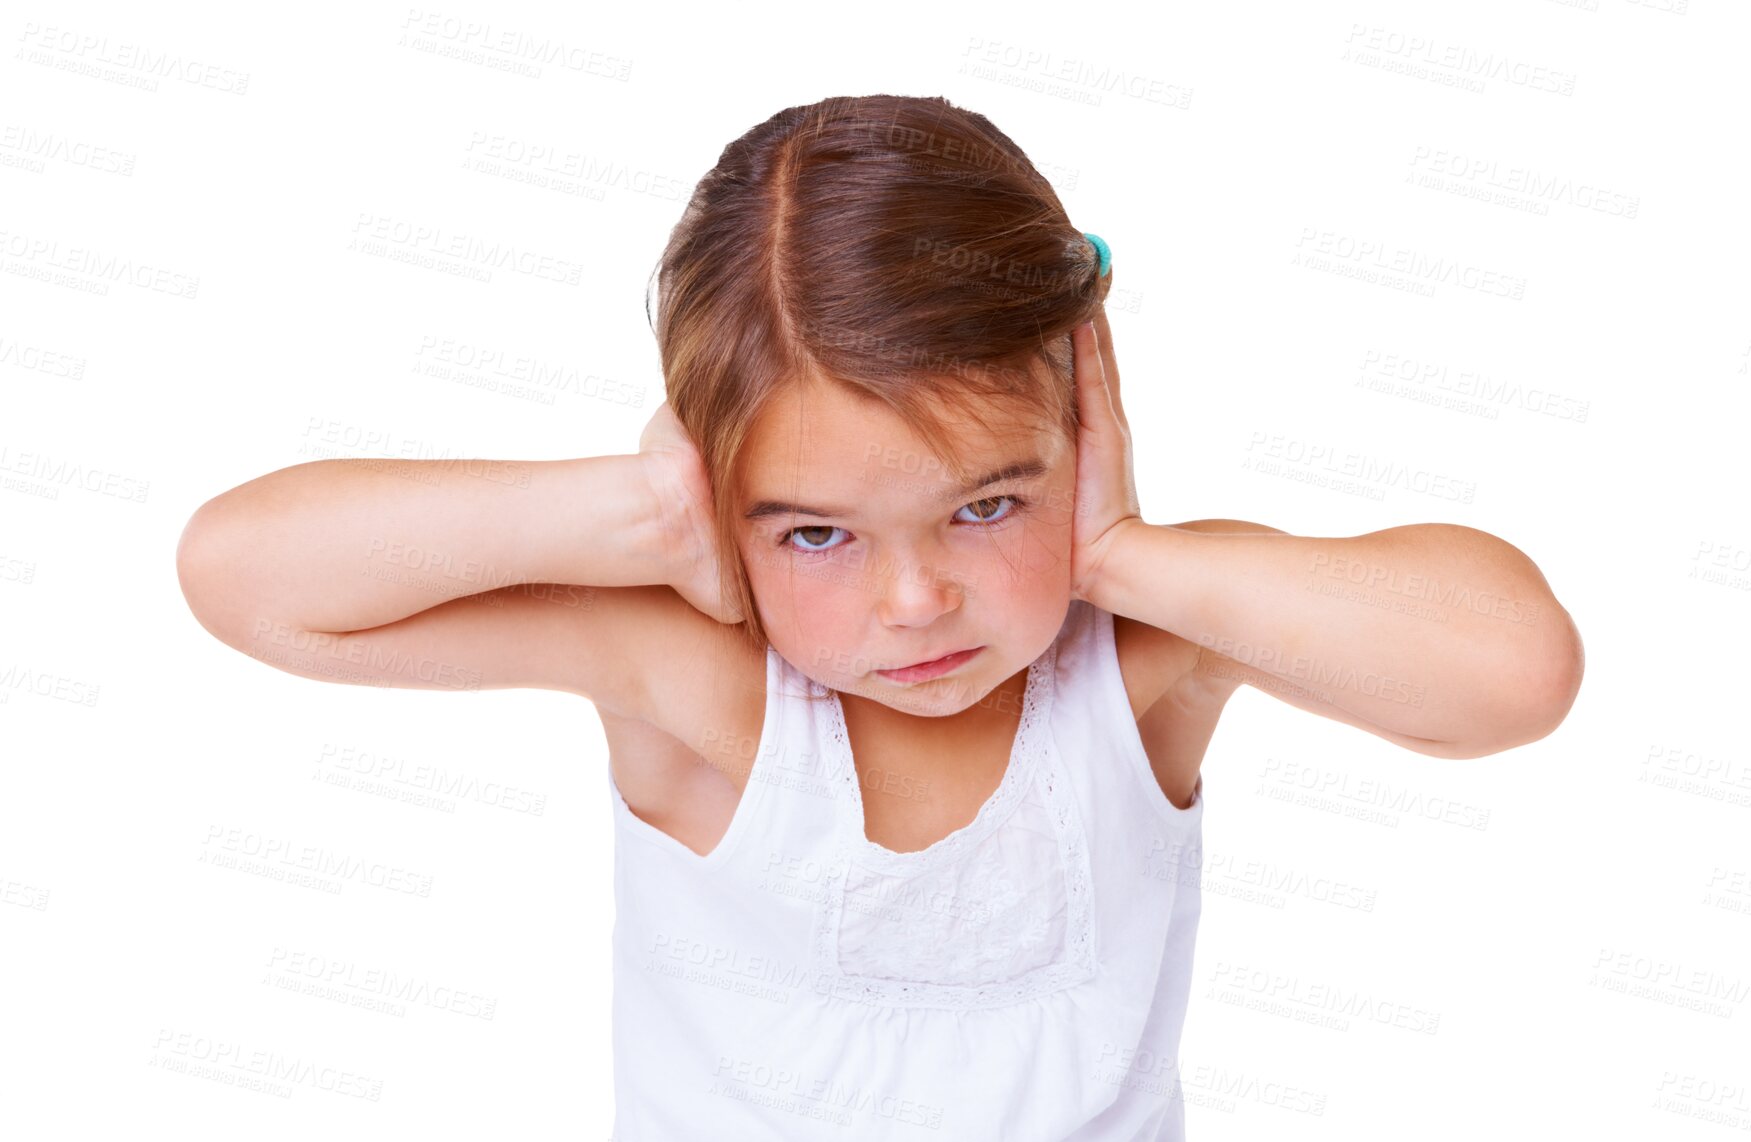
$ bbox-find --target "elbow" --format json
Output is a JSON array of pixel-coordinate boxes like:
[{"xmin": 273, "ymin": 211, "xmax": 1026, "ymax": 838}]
[
  {"xmin": 175, "ymin": 503, "xmax": 242, "ymax": 642},
  {"xmin": 1487, "ymin": 606, "xmax": 1585, "ymax": 754},
  {"xmin": 1532, "ymin": 603, "xmax": 1585, "ymax": 736},
  {"xmin": 175, "ymin": 503, "xmax": 221, "ymax": 606},
  {"xmin": 1448, "ymin": 604, "xmax": 1583, "ymax": 758},
  {"xmin": 175, "ymin": 509, "xmax": 207, "ymax": 609}
]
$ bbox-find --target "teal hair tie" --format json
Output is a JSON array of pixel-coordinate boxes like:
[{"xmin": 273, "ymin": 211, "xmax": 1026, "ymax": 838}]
[{"xmin": 1082, "ymin": 231, "xmax": 1111, "ymax": 277}]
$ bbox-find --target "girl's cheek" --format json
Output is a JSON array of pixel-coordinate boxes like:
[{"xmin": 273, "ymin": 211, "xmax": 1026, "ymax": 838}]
[
  {"xmin": 1013, "ymin": 520, "xmax": 1074, "ymax": 586},
  {"xmin": 744, "ymin": 545, "xmax": 839, "ymax": 601},
  {"xmin": 741, "ymin": 543, "xmax": 776, "ymax": 578},
  {"xmin": 738, "ymin": 533, "xmax": 790, "ymax": 579}
]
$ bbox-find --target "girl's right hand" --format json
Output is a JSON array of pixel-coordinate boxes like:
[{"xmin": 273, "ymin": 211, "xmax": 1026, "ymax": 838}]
[{"xmin": 637, "ymin": 401, "xmax": 747, "ymax": 625}]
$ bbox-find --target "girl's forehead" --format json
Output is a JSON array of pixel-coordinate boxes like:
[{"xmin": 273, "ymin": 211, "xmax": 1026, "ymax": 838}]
[
  {"xmin": 746, "ymin": 381, "xmax": 1053, "ymax": 470},
  {"xmin": 739, "ymin": 406, "xmax": 1067, "ymax": 526},
  {"xmin": 743, "ymin": 424, "xmax": 1059, "ymax": 505}
]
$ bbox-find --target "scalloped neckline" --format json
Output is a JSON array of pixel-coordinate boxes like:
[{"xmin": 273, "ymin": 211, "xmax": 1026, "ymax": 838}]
[{"xmin": 823, "ymin": 646, "xmax": 1057, "ymax": 866}]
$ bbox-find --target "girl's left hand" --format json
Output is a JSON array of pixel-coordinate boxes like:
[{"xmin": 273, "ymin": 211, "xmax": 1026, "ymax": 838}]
[{"xmin": 1068, "ymin": 307, "xmax": 1143, "ymax": 603}]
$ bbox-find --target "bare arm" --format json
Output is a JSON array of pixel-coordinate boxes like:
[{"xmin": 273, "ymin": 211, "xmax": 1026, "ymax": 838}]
[
  {"xmin": 172, "ymin": 453, "xmax": 730, "ymax": 718},
  {"xmin": 1087, "ymin": 519, "xmax": 1584, "ymax": 757},
  {"xmin": 175, "ymin": 454, "xmax": 668, "ymax": 636}
]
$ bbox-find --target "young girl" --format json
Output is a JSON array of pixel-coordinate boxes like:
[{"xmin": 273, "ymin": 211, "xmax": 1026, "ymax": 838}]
[{"xmin": 177, "ymin": 95, "xmax": 1583, "ymax": 1140}]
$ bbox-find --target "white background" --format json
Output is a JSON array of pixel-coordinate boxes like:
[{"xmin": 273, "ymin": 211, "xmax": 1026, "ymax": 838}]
[{"xmin": 3, "ymin": 0, "xmax": 1748, "ymax": 1138}]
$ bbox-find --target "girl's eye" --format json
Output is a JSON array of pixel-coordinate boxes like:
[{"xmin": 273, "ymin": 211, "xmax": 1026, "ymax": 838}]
[
  {"xmin": 777, "ymin": 495, "xmax": 1027, "ymax": 556},
  {"xmin": 781, "ymin": 525, "xmax": 846, "ymax": 555},
  {"xmin": 953, "ymin": 494, "xmax": 1021, "ymax": 526}
]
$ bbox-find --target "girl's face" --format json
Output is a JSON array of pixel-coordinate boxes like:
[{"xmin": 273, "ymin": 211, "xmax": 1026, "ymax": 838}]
[{"xmin": 734, "ymin": 377, "xmax": 1076, "ymax": 718}]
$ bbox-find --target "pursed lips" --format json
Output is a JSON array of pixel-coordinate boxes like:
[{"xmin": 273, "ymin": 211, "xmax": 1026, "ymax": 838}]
[{"xmin": 880, "ymin": 646, "xmax": 980, "ymax": 671}]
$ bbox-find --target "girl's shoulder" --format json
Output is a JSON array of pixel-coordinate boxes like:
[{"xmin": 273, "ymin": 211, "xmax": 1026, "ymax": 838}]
[
  {"xmin": 1110, "ymin": 612, "xmax": 1203, "ymax": 720},
  {"xmin": 618, "ymin": 589, "xmax": 770, "ymax": 787}
]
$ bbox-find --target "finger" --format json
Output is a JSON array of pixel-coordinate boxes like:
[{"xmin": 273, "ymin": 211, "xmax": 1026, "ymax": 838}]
[
  {"xmin": 1082, "ymin": 319, "xmax": 1127, "ymax": 441},
  {"xmin": 1073, "ymin": 322, "xmax": 1120, "ymax": 434},
  {"xmin": 638, "ymin": 400, "xmax": 674, "ymax": 450},
  {"xmin": 1089, "ymin": 308, "xmax": 1127, "ymax": 433},
  {"xmin": 1092, "ymin": 306, "xmax": 1119, "ymax": 396},
  {"xmin": 1072, "ymin": 321, "xmax": 1102, "ymax": 406}
]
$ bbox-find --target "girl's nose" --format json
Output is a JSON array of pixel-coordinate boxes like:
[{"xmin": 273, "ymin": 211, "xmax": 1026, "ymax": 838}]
[{"xmin": 874, "ymin": 552, "xmax": 965, "ymax": 627}]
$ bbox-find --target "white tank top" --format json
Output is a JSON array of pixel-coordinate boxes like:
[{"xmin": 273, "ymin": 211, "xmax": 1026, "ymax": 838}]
[{"xmin": 605, "ymin": 599, "xmax": 1206, "ymax": 1140}]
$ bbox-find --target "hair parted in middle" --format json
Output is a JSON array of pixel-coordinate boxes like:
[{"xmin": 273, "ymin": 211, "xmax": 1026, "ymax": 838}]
[{"xmin": 648, "ymin": 93, "xmax": 1114, "ymax": 654}]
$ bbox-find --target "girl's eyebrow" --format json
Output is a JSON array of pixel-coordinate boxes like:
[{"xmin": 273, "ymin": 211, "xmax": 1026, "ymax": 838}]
[{"xmin": 742, "ymin": 458, "xmax": 1049, "ymax": 521}]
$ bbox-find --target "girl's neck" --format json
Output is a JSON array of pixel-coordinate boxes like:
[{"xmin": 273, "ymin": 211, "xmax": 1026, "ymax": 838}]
[{"xmin": 837, "ymin": 663, "xmax": 1028, "ymax": 746}]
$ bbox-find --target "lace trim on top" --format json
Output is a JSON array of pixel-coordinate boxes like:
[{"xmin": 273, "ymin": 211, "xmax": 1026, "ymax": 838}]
[
  {"xmin": 823, "ymin": 648, "xmax": 1052, "ymax": 873},
  {"xmin": 807, "ymin": 639, "xmax": 1099, "ymax": 1009}
]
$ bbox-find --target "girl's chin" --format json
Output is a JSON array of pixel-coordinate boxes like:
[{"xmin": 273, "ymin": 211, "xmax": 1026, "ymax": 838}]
[{"xmin": 840, "ymin": 673, "xmax": 990, "ymax": 717}]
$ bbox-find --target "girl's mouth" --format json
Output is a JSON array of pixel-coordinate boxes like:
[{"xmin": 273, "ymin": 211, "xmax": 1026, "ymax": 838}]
[{"xmin": 875, "ymin": 646, "xmax": 984, "ymax": 683}]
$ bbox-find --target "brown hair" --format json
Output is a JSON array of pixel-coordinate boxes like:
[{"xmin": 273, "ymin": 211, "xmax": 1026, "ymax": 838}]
[{"xmin": 647, "ymin": 94, "xmax": 1114, "ymax": 657}]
